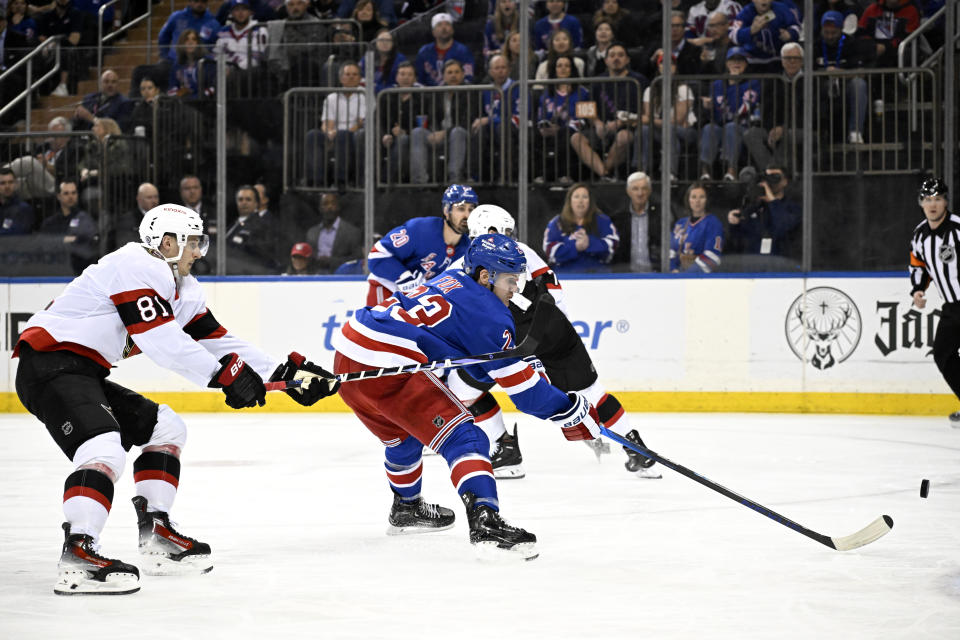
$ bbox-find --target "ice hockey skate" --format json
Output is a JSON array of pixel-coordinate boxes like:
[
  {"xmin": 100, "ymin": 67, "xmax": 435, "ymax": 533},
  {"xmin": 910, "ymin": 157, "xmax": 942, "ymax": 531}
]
[
  {"xmin": 461, "ymin": 492, "xmax": 538, "ymax": 560},
  {"xmin": 54, "ymin": 523, "xmax": 140, "ymax": 596},
  {"xmin": 132, "ymin": 496, "xmax": 212, "ymax": 576},
  {"xmin": 949, "ymin": 412, "xmax": 960, "ymax": 428},
  {"xmin": 623, "ymin": 430, "xmax": 662, "ymax": 479},
  {"xmin": 491, "ymin": 424, "xmax": 525, "ymax": 479},
  {"xmin": 386, "ymin": 492, "xmax": 455, "ymax": 535}
]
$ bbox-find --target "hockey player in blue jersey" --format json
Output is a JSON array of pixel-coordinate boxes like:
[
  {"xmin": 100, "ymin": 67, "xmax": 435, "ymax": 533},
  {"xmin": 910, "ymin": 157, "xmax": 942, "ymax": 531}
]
[
  {"xmin": 365, "ymin": 183, "xmax": 477, "ymax": 306},
  {"xmin": 333, "ymin": 234, "xmax": 602, "ymax": 558}
]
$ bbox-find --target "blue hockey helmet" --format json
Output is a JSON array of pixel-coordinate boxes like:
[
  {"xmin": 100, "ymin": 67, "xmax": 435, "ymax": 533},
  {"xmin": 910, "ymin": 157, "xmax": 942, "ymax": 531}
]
[
  {"xmin": 463, "ymin": 233, "xmax": 526, "ymax": 281},
  {"xmin": 441, "ymin": 184, "xmax": 479, "ymax": 211}
]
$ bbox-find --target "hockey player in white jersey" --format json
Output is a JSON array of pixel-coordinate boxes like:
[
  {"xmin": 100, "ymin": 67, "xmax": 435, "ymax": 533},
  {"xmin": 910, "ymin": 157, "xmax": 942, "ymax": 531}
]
[
  {"xmin": 447, "ymin": 204, "xmax": 660, "ymax": 479},
  {"xmin": 13, "ymin": 204, "xmax": 339, "ymax": 596}
]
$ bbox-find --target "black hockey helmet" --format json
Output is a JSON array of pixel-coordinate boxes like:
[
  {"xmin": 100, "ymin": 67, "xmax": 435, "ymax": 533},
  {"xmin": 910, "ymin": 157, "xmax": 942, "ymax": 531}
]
[{"xmin": 918, "ymin": 178, "xmax": 948, "ymax": 203}]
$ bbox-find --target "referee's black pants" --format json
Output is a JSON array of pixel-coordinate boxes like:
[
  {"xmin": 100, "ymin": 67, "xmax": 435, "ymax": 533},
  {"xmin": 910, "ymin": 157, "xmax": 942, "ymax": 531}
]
[{"xmin": 933, "ymin": 302, "xmax": 960, "ymax": 401}]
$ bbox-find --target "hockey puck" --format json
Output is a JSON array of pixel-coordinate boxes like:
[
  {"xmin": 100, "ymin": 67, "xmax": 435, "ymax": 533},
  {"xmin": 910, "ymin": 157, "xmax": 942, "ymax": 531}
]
[{"xmin": 920, "ymin": 479, "xmax": 930, "ymax": 498}]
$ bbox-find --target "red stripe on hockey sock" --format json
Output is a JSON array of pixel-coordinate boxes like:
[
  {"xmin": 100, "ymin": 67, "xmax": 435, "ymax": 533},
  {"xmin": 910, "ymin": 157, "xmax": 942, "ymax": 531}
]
[
  {"xmin": 495, "ymin": 366, "xmax": 535, "ymax": 389},
  {"xmin": 386, "ymin": 465, "xmax": 423, "ymax": 486},
  {"xmin": 133, "ymin": 469, "xmax": 180, "ymax": 489},
  {"xmin": 450, "ymin": 457, "xmax": 493, "ymax": 489},
  {"xmin": 473, "ymin": 403, "xmax": 501, "ymax": 423},
  {"xmin": 64, "ymin": 486, "xmax": 112, "ymax": 512}
]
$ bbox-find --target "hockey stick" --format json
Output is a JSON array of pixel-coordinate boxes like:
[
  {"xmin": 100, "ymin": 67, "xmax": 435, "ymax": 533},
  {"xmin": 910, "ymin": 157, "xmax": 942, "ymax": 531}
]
[
  {"xmin": 601, "ymin": 426, "xmax": 893, "ymax": 551},
  {"xmin": 265, "ymin": 295, "xmax": 555, "ymax": 392}
]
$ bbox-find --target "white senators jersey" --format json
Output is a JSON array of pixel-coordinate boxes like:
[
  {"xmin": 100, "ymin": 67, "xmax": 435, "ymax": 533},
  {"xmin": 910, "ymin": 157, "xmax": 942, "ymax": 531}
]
[{"xmin": 16, "ymin": 243, "xmax": 278, "ymax": 387}]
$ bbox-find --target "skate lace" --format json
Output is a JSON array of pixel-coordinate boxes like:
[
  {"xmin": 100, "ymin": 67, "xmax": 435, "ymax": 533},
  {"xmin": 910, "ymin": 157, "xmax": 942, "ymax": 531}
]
[{"xmin": 419, "ymin": 502, "xmax": 441, "ymax": 518}]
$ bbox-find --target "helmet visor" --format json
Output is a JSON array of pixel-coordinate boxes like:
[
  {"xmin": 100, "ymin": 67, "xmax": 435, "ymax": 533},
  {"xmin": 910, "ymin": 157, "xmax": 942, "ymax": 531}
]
[
  {"xmin": 491, "ymin": 270, "xmax": 525, "ymax": 297},
  {"xmin": 186, "ymin": 234, "xmax": 210, "ymax": 257}
]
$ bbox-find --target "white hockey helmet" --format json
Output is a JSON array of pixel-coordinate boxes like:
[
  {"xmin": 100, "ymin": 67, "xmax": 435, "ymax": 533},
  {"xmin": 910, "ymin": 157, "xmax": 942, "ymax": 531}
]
[
  {"xmin": 139, "ymin": 204, "xmax": 209, "ymax": 263},
  {"xmin": 467, "ymin": 204, "xmax": 516, "ymax": 239}
]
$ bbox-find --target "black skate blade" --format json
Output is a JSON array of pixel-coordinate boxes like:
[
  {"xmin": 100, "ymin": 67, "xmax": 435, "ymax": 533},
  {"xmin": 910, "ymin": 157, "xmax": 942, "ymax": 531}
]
[{"xmin": 54, "ymin": 586, "xmax": 141, "ymax": 596}]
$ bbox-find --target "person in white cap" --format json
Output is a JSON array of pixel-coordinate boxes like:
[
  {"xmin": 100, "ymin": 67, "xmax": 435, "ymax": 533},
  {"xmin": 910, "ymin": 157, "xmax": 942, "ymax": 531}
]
[{"xmin": 414, "ymin": 11, "xmax": 475, "ymax": 86}]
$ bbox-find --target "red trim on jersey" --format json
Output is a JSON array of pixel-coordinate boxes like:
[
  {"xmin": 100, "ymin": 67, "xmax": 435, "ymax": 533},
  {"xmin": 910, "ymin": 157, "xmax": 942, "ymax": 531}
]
[
  {"xmin": 133, "ymin": 469, "xmax": 180, "ymax": 489},
  {"xmin": 545, "ymin": 282, "xmax": 562, "ymax": 290},
  {"xmin": 13, "ymin": 327, "xmax": 112, "ymax": 370},
  {"xmin": 64, "ymin": 486, "xmax": 112, "ymax": 512},
  {"xmin": 495, "ymin": 365, "xmax": 535, "ymax": 389},
  {"xmin": 341, "ymin": 321, "xmax": 429, "ymax": 364},
  {"xmin": 450, "ymin": 457, "xmax": 493, "ymax": 488},
  {"xmin": 125, "ymin": 315, "xmax": 175, "ymax": 335},
  {"xmin": 109, "ymin": 288, "xmax": 161, "ymax": 305}
]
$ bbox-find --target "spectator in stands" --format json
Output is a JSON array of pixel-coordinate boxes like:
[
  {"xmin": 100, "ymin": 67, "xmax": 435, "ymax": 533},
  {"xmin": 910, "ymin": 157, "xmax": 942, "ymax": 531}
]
[
  {"xmin": 266, "ymin": 0, "xmax": 326, "ymax": 88},
  {"xmin": 813, "ymin": 0, "xmax": 860, "ymax": 33},
  {"xmin": 730, "ymin": 0, "xmax": 801, "ymax": 72},
  {"xmin": 535, "ymin": 28, "xmax": 584, "ymax": 80},
  {"xmin": 858, "ymin": 0, "xmax": 919, "ymax": 68},
  {"xmin": 305, "ymin": 60, "xmax": 365, "ymax": 187},
  {"xmin": 543, "ymin": 183, "xmax": 618, "ymax": 272},
  {"xmin": 7, "ymin": 0, "xmax": 37, "ymax": 43},
  {"xmin": 696, "ymin": 9, "xmax": 734, "ymax": 74},
  {"xmin": 304, "ymin": 192, "xmax": 363, "ymax": 274},
  {"xmin": 40, "ymin": 179, "xmax": 97, "ymax": 273},
  {"xmin": 584, "ymin": 42, "xmax": 648, "ymax": 180},
  {"xmin": 535, "ymin": 53, "xmax": 591, "ymax": 184},
  {"xmin": 111, "ymin": 181, "xmax": 158, "ymax": 248},
  {"xmin": 360, "ymin": 28, "xmax": 406, "ymax": 93},
  {"xmin": 179, "ymin": 173, "xmax": 216, "ymax": 234},
  {"xmin": 5, "ymin": 116, "xmax": 71, "ymax": 200},
  {"xmin": 584, "ymin": 17, "xmax": 614, "ymax": 77},
  {"xmin": 687, "ymin": 0, "xmax": 742, "ymax": 44},
  {"xmin": 592, "ymin": 0, "xmax": 638, "ymax": 47},
  {"xmin": 699, "ymin": 47, "xmax": 760, "ymax": 181},
  {"xmin": 0, "ymin": 167, "xmax": 35, "ymax": 235},
  {"xmin": 472, "ymin": 53, "xmax": 517, "ymax": 182},
  {"xmin": 611, "ymin": 171, "xmax": 662, "ymax": 272},
  {"xmin": 36, "ymin": 0, "xmax": 84, "ymax": 96},
  {"xmin": 414, "ymin": 12, "xmax": 475, "ymax": 87},
  {"xmin": 214, "ymin": 0, "xmax": 268, "ymax": 72},
  {"xmin": 743, "ymin": 42, "xmax": 804, "ymax": 172},
  {"xmin": 285, "ymin": 241, "xmax": 315, "ymax": 275},
  {"xmin": 127, "ymin": 75, "xmax": 160, "ymax": 136},
  {"xmin": 224, "ymin": 184, "xmax": 277, "ymax": 274},
  {"xmin": 379, "ymin": 61, "xmax": 424, "ymax": 182},
  {"xmin": 78, "ymin": 116, "xmax": 129, "ymax": 209},
  {"xmin": 168, "ymin": 28, "xmax": 214, "ymax": 98},
  {"xmin": 816, "ymin": 10, "xmax": 873, "ymax": 144},
  {"xmin": 73, "ymin": 69, "xmax": 132, "ymax": 132},
  {"xmin": 337, "ymin": 0, "xmax": 396, "ymax": 28},
  {"xmin": 646, "ymin": 10, "xmax": 703, "ymax": 77},
  {"xmin": 533, "ymin": 0, "xmax": 583, "ymax": 53},
  {"xmin": 484, "ymin": 0, "xmax": 517, "ymax": 59},
  {"xmin": 350, "ymin": 0, "xmax": 386, "ymax": 42},
  {"xmin": 157, "ymin": 0, "xmax": 219, "ymax": 68},
  {"xmin": 638, "ymin": 52, "xmax": 698, "ymax": 181},
  {"xmin": 503, "ymin": 29, "xmax": 536, "ymax": 80},
  {"xmin": 411, "ymin": 58, "xmax": 473, "ymax": 184},
  {"xmin": 670, "ymin": 182, "xmax": 723, "ymax": 273},
  {"xmin": 726, "ymin": 164, "xmax": 801, "ymax": 260}
]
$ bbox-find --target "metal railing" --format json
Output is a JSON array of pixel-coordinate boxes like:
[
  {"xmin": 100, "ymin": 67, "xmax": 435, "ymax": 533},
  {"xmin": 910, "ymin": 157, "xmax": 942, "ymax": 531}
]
[
  {"xmin": 96, "ymin": 0, "xmax": 154, "ymax": 86},
  {"xmin": 0, "ymin": 37, "xmax": 62, "ymax": 130}
]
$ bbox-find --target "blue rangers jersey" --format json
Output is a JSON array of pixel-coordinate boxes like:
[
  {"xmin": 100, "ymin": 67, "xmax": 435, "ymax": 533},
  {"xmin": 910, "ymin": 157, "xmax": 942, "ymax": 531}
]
[
  {"xmin": 333, "ymin": 270, "xmax": 571, "ymax": 420},
  {"xmin": 669, "ymin": 214, "xmax": 724, "ymax": 273},
  {"xmin": 367, "ymin": 216, "xmax": 469, "ymax": 294}
]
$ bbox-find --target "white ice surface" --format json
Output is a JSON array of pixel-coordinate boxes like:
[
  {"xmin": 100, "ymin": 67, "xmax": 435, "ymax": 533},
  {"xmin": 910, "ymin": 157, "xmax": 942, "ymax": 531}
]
[{"xmin": 1, "ymin": 412, "xmax": 959, "ymax": 640}]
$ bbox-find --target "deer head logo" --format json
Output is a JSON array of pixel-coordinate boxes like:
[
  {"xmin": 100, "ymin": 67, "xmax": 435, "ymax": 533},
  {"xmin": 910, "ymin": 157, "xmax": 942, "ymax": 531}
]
[{"xmin": 785, "ymin": 287, "xmax": 862, "ymax": 370}]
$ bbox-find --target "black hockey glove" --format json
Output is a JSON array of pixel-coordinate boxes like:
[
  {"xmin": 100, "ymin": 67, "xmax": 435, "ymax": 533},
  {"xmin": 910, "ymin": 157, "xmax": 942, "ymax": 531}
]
[
  {"xmin": 208, "ymin": 353, "xmax": 266, "ymax": 409},
  {"xmin": 270, "ymin": 351, "xmax": 340, "ymax": 406}
]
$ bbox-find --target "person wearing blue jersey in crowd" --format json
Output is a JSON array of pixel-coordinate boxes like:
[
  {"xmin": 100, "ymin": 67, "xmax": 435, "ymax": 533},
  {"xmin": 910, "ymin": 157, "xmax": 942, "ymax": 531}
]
[
  {"xmin": 729, "ymin": 0, "xmax": 801, "ymax": 71},
  {"xmin": 669, "ymin": 182, "xmax": 724, "ymax": 273},
  {"xmin": 699, "ymin": 47, "xmax": 761, "ymax": 182},
  {"xmin": 533, "ymin": 0, "xmax": 583, "ymax": 53},
  {"xmin": 543, "ymin": 183, "xmax": 618, "ymax": 272},
  {"xmin": 414, "ymin": 12, "xmax": 475, "ymax": 87},
  {"xmin": 365, "ymin": 184, "xmax": 477, "ymax": 305},
  {"xmin": 332, "ymin": 233, "xmax": 603, "ymax": 558}
]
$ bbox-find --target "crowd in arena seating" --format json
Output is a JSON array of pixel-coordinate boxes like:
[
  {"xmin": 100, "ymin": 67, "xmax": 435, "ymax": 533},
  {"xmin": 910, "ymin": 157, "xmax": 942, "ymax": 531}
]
[{"xmin": 0, "ymin": 0, "xmax": 948, "ymax": 276}]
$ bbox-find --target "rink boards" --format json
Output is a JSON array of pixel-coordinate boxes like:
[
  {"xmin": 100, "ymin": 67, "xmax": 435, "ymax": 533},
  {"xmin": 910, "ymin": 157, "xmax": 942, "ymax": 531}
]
[{"xmin": 0, "ymin": 274, "xmax": 953, "ymax": 414}]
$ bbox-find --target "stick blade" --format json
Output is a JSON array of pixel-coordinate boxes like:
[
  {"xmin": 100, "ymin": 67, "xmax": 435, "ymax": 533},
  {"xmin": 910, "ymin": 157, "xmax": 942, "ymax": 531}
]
[{"xmin": 830, "ymin": 515, "xmax": 894, "ymax": 551}]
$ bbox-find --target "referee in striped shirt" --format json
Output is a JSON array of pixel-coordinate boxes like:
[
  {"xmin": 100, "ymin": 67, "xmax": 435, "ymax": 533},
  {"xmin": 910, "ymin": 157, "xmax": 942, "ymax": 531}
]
[{"xmin": 909, "ymin": 178, "xmax": 960, "ymax": 425}]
